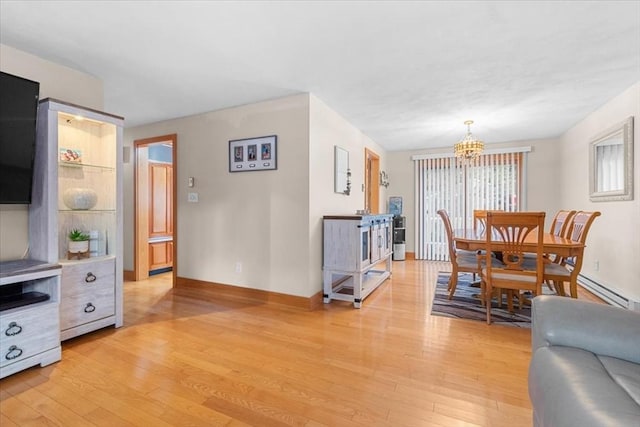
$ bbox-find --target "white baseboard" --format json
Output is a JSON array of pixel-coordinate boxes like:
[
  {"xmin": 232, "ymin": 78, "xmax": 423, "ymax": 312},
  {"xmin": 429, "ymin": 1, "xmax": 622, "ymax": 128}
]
[{"xmin": 578, "ymin": 273, "xmax": 640, "ymax": 311}]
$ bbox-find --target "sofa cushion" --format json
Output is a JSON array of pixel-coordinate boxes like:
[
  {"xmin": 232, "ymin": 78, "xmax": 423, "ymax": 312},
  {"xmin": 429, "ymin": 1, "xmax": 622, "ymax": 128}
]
[
  {"xmin": 529, "ymin": 346, "xmax": 640, "ymax": 427},
  {"xmin": 599, "ymin": 355, "xmax": 640, "ymax": 406}
]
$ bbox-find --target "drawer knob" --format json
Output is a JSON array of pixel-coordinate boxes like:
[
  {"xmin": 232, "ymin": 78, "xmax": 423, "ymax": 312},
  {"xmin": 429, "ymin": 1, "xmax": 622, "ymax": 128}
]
[
  {"xmin": 5, "ymin": 345, "xmax": 23, "ymax": 360},
  {"xmin": 85, "ymin": 272, "xmax": 97, "ymax": 283},
  {"xmin": 4, "ymin": 322, "xmax": 23, "ymax": 336},
  {"xmin": 84, "ymin": 303, "xmax": 96, "ymax": 313}
]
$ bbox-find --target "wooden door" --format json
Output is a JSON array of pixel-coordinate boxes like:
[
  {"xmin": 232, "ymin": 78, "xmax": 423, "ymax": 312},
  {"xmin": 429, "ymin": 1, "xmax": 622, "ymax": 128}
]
[
  {"xmin": 364, "ymin": 148, "xmax": 380, "ymax": 214},
  {"xmin": 148, "ymin": 162, "xmax": 173, "ymax": 272},
  {"xmin": 134, "ymin": 134, "xmax": 177, "ymax": 282},
  {"xmin": 149, "ymin": 163, "xmax": 173, "ymax": 238}
]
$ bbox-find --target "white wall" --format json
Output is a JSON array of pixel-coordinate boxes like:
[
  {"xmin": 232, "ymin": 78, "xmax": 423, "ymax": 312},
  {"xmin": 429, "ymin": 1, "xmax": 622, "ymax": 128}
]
[
  {"xmin": 124, "ymin": 94, "xmax": 316, "ymax": 297},
  {"xmin": 0, "ymin": 44, "xmax": 103, "ymax": 261},
  {"xmin": 308, "ymin": 94, "xmax": 388, "ymax": 286},
  {"xmin": 558, "ymin": 82, "xmax": 640, "ymax": 302},
  {"xmin": 124, "ymin": 93, "xmax": 389, "ymax": 299},
  {"xmin": 386, "ymin": 138, "xmax": 563, "ymax": 253}
]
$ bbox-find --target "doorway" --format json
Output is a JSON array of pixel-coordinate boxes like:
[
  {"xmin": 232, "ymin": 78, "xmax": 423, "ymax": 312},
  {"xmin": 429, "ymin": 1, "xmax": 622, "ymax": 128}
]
[
  {"xmin": 364, "ymin": 148, "xmax": 381, "ymax": 214},
  {"xmin": 134, "ymin": 134, "xmax": 177, "ymax": 284}
]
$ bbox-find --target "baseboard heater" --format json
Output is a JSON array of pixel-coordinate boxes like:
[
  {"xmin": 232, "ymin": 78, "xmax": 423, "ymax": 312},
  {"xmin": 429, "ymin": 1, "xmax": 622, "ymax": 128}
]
[{"xmin": 577, "ymin": 272, "xmax": 640, "ymax": 311}]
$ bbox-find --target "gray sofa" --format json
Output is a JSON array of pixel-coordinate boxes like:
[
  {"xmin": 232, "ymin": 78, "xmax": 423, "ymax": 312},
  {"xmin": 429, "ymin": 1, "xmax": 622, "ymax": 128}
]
[{"xmin": 528, "ymin": 295, "xmax": 640, "ymax": 426}]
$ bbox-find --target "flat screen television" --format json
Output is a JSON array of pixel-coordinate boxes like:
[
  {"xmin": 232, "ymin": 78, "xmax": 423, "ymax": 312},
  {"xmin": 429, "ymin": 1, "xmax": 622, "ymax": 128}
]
[{"xmin": 0, "ymin": 71, "xmax": 40, "ymax": 204}]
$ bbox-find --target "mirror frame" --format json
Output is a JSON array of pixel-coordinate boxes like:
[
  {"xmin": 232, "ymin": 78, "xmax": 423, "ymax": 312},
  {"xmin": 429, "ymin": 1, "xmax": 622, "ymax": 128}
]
[
  {"xmin": 589, "ymin": 116, "xmax": 634, "ymax": 202},
  {"xmin": 334, "ymin": 146, "xmax": 350, "ymax": 195}
]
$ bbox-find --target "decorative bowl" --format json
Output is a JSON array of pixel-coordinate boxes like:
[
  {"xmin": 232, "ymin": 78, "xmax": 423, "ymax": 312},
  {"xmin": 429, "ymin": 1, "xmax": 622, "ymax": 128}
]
[{"xmin": 63, "ymin": 188, "xmax": 98, "ymax": 210}]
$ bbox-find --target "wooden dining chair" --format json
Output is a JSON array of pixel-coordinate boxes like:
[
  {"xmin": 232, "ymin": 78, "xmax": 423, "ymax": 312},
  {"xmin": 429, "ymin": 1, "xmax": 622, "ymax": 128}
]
[
  {"xmin": 473, "ymin": 210, "xmax": 488, "ymax": 234},
  {"xmin": 473, "ymin": 209, "xmax": 504, "ymax": 235},
  {"xmin": 550, "ymin": 209, "xmax": 577, "ymax": 238},
  {"xmin": 524, "ymin": 209, "xmax": 577, "ymax": 270},
  {"xmin": 543, "ymin": 211, "xmax": 601, "ymax": 298},
  {"xmin": 437, "ymin": 209, "xmax": 486, "ymax": 299},
  {"xmin": 480, "ymin": 211, "xmax": 545, "ymax": 324}
]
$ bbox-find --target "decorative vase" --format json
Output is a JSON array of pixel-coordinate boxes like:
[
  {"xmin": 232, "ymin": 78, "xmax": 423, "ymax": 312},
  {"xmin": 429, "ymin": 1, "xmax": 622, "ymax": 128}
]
[
  {"xmin": 68, "ymin": 240, "xmax": 89, "ymax": 254},
  {"xmin": 63, "ymin": 188, "xmax": 97, "ymax": 210}
]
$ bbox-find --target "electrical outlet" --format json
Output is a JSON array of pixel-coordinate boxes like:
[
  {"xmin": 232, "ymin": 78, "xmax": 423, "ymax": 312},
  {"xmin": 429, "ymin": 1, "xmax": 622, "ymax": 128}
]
[
  {"xmin": 235, "ymin": 262, "xmax": 242, "ymax": 273},
  {"xmin": 594, "ymin": 260, "xmax": 599, "ymax": 271}
]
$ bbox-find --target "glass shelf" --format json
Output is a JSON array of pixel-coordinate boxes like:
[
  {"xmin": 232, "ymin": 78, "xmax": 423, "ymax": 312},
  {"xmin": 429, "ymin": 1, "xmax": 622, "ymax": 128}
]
[
  {"xmin": 59, "ymin": 161, "xmax": 115, "ymax": 172},
  {"xmin": 58, "ymin": 209, "xmax": 116, "ymax": 213}
]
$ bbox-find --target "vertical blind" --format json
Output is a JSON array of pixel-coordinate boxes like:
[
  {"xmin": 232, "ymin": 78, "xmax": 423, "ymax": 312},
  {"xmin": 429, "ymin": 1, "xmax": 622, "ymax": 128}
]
[{"xmin": 414, "ymin": 150, "xmax": 527, "ymax": 260}]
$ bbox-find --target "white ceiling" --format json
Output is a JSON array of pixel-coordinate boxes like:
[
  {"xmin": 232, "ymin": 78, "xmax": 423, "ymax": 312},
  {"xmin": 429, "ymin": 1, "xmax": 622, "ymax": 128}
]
[{"xmin": 1, "ymin": 1, "xmax": 639, "ymax": 151}]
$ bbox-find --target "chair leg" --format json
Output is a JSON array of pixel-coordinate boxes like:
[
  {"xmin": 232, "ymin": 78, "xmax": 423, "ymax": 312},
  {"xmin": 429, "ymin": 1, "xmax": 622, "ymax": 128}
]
[
  {"xmin": 486, "ymin": 284, "xmax": 492, "ymax": 324},
  {"xmin": 554, "ymin": 280, "xmax": 566, "ymax": 296},
  {"xmin": 544, "ymin": 279, "xmax": 554, "ymax": 292},
  {"xmin": 506, "ymin": 290, "xmax": 514, "ymax": 313},
  {"xmin": 448, "ymin": 272, "xmax": 459, "ymax": 299},
  {"xmin": 569, "ymin": 278, "xmax": 578, "ymax": 299}
]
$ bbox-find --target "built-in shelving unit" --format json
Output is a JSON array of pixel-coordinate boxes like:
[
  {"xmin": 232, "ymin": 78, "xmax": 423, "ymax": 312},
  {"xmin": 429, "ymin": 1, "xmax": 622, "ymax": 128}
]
[{"xmin": 29, "ymin": 98, "xmax": 124, "ymax": 341}]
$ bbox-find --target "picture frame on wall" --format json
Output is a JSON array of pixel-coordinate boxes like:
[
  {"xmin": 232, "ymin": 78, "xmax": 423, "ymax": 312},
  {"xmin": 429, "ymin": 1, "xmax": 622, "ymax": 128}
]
[{"xmin": 229, "ymin": 135, "xmax": 277, "ymax": 172}]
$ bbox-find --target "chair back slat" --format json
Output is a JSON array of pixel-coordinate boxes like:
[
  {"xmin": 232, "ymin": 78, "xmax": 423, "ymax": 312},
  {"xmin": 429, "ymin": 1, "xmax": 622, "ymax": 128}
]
[
  {"xmin": 550, "ymin": 210, "xmax": 577, "ymax": 237},
  {"xmin": 486, "ymin": 212, "xmax": 545, "ymax": 273}
]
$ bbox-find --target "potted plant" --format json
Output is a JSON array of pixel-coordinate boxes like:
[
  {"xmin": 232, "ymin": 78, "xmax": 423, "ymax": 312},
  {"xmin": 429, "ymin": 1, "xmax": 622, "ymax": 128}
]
[{"xmin": 68, "ymin": 229, "xmax": 90, "ymax": 256}]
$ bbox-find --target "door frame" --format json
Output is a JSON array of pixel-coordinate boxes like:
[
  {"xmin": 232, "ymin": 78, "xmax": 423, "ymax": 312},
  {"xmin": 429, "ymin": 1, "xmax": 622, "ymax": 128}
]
[
  {"xmin": 134, "ymin": 134, "xmax": 177, "ymax": 284},
  {"xmin": 364, "ymin": 148, "xmax": 380, "ymax": 214}
]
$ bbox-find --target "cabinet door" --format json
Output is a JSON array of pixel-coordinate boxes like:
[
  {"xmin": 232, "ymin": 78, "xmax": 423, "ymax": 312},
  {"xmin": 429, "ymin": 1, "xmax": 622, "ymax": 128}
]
[
  {"xmin": 384, "ymin": 221, "xmax": 392, "ymax": 256},
  {"xmin": 360, "ymin": 227, "xmax": 371, "ymax": 267}
]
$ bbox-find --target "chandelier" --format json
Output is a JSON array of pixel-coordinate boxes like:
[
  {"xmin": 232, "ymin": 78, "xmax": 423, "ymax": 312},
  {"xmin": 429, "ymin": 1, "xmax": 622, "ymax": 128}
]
[{"xmin": 454, "ymin": 120, "xmax": 484, "ymax": 160}]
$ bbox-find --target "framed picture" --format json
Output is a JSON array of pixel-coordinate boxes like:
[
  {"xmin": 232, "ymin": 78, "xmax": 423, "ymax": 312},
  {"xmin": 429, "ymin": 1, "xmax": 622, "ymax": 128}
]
[
  {"xmin": 59, "ymin": 148, "xmax": 82, "ymax": 164},
  {"xmin": 229, "ymin": 135, "xmax": 277, "ymax": 172}
]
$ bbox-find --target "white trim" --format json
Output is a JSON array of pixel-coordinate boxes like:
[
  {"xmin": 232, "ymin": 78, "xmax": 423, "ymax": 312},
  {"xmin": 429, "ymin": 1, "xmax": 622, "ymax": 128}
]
[
  {"xmin": 577, "ymin": 271, "xmax": 640, "ymax": 311},
  {"xmin": 411, "ymin": 146, "xmax": 532, "ymax": 161}
]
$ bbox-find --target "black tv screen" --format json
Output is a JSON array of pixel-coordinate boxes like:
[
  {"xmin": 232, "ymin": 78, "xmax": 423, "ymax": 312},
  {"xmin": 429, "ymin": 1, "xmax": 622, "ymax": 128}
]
[{"xmin": 0, "ymin": 72, "xmax": 40, "ymax": 204}]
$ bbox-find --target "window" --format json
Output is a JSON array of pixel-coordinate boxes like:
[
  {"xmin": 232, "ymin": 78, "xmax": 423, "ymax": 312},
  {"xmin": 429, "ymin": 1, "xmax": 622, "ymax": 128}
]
[{"xmin": 413, "ymin": 149, "xmax": 527, "ymax": 260}]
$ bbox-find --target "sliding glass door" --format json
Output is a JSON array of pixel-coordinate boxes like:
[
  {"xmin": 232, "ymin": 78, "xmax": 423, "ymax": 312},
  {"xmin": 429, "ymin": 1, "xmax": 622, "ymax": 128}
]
[{"xmin": 415, "ymin": 151, "xmax": 524, "ymax": 260}]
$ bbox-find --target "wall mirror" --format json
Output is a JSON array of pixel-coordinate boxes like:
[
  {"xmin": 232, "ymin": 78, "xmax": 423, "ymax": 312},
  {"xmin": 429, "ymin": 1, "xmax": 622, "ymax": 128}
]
[
  {"xmin": 334, "ymin": 146, "xmax": 350, "ymax": 195},
  {"xmin": 589, "ymin": 116, "xmax": 634, "ymax": 202}
]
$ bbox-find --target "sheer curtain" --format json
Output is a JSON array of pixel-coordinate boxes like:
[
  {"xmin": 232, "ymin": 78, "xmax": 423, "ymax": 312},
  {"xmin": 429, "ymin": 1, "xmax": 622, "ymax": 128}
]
[{"xmin": 413, "ymin": 148, "xmax": 529, "ymax": 260}]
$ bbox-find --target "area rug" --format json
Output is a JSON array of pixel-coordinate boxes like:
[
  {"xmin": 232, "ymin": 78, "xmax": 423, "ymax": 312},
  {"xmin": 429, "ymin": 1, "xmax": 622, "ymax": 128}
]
[{"xmin": 431, "ymin": 272, "xmax": 549, "ymax": 328}]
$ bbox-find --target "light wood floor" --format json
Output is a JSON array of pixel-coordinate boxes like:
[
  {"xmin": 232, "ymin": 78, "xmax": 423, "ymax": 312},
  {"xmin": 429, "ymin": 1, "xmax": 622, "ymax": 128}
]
[{"xmin": 1, "ymin": 260, "xmax": 603, "ymax": 426}]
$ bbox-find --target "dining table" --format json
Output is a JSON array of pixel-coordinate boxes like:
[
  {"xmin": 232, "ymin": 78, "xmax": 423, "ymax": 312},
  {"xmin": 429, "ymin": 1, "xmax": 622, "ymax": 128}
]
[
  {"xmin": 454, "ymin": 229, "xmax": 584, "ymax": 258},
  {"xmin": 454, "ymin": 229, "xmax": 585, "ymax": 298}
]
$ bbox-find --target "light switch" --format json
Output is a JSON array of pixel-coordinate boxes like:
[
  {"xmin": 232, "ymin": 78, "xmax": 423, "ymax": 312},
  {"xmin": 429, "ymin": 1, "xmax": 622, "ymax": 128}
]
[
  {"xmin": 188, "ymin": 177, "xmax": 194, "ymax": 187},
  {"xmin": 188, "ymin": 192, "xmax": 199, "ymax": 202}
]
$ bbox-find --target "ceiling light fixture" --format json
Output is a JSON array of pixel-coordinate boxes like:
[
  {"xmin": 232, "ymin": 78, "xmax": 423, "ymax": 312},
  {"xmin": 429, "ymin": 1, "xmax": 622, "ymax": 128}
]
[{"xmin": 454, "ymin": 120, "xmax": 484, "ymax": 161}]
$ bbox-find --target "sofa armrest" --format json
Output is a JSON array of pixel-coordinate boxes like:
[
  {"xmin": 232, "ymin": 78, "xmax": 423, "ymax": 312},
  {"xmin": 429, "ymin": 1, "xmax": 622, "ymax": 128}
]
[{"xmin": 531, "ymin": 295, "xmax": 640, "ymax": 364}]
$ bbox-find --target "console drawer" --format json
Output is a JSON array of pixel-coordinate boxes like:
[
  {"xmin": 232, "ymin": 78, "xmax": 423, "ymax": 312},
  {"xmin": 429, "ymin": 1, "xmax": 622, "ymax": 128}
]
[
  {"xmin": 60, "ymin": 259, "xmax": 115, "ymax": 330},
  {"xmin": 0, "ymin": 303, "xmax": 59, "ymax": 368}
]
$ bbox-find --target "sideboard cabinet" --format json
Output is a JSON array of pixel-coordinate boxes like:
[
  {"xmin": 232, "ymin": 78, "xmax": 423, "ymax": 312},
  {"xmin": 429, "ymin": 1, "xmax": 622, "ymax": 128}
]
[
  {"xmin": 322, "ymin": 214, "xmax": 393, "ymax": 308},
  {"xmin": 29, "ymin": 99, "xmax": 124, "ymax": 340},
  {"xmin": 0, "ymin": 260, "xmax": 61, "ymax": 379}
]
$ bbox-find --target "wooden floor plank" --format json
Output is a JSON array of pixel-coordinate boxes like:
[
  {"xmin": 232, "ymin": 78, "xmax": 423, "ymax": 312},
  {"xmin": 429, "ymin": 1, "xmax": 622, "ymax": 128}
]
[{"xmin": 0, "ymin": 260, "xmax": 605, "ymax": 426}]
